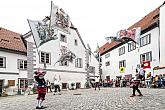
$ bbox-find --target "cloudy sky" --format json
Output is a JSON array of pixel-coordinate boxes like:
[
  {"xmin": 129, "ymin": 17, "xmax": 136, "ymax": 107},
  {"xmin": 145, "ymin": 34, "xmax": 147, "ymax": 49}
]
[{"xmin": 0, "ymin": 0, "xmax": 164, "ymax": 51}]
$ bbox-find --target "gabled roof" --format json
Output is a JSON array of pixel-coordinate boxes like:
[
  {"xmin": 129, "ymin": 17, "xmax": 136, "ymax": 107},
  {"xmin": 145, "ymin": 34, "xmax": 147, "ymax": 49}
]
[
  {"xmin": 0, "ymin": 27, "xmax": 27, "ymax": 53},
  {"xmin": 99, "ymin": 4, "xmax": 162, "ymax": 56},
  {"xmin": 128, "ymin": 7, "xmax": 160, "ymax": 30}
]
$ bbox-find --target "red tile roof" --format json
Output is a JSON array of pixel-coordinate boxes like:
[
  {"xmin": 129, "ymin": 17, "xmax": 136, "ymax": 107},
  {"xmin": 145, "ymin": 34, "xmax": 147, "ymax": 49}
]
[
  {"xmin": 99, "ymin": 41, "xmax": 120, "ymax": 55},
  {"xmin": 128, "ymin": 7, "xmax": 160, "ymax": 30},
  {"xmin": 0, "ymin": 27, "xmax": 27, "ymax": 53},
  {"xmin": 99, "ymin": 5, "xmax": 161, "ymax": 56}
]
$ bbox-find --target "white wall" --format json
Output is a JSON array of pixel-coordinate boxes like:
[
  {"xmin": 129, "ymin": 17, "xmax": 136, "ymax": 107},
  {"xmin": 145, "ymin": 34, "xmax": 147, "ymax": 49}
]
[
  {"xmin": 25, "ymin": 28, "xmax": 99, "ymax": 88},
  {"xmin": 102, "ymin": 27, "xmax": 160, "ymax": 79},
  {"xmin": 0, "ymin": 51, "xmax": 27, "ymax": 86},
  {"xmin": 160, "ymin": 4, "xmax": 165, "ymax": 67},
  {"xmin": 89, "ymin": 53, "xmax": 99, "ymax": 77},
  {"xmin": 34, "ymin": 29, "xmax": 87, "ymax": 72}
]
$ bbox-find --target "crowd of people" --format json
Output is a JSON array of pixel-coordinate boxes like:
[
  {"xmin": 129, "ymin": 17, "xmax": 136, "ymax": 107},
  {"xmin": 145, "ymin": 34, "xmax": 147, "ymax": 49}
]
[
  {"xmin": 101, "ymin": 74, "xmax": 165, "ymax": 89},
  {"xmin": 145, "ymin": 74, "xmax": 165, "ymax": 88},
  {"xmin": 33, "ymin": 66, "xmax": 165, "ymax": 108}
]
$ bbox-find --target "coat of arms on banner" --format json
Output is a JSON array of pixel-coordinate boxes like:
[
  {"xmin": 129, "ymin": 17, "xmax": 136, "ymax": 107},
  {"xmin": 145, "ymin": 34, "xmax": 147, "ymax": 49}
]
[
  {"xmin": 28, "ymin": 1, "xmax": 72, "ymax": 48},
  {"xmin": 105, "ymin": 27, "xmax": 141, "ymax": 45},
  {"xmin": 28, "ymin": 20, "xmax": 58, "ymax": 48},
  {"xmin": 117, "ymin": 27, "xmax": 141, "ymax": 44},
  {"xmin": 50, "ymin": 1, "xmax": 71, "ymax": 33}
]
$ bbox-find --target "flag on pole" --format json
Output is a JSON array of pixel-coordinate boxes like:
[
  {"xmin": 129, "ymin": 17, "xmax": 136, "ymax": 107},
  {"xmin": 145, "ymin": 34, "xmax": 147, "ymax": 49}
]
[
  {"xmin": 50, "ymin": 1, "xmax": 71, "ymax": 33},
  {"xmin": 28, "ymin": 19, "xmax": 45, "ymax": 48},
  {"xmin": 28, "ymin": 19, "xmax": 58, "ymax": 48},
  {"xmin": 116, "ymin": 27, "xmax": 141, "ymax": 44},
  {"xmin": 50, "ymin": 1, "xmax": 58, "ymax": 28},
  {"xmin": 142, "ymin": 61, "xmax": 151, "ymax": 69}
]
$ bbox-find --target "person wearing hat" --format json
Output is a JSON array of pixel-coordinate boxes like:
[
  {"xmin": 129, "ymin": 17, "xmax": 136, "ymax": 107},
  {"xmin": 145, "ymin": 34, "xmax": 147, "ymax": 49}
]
[{"xmin": 34, "ymin": 70, "xmax": 47, "ymax": 109}]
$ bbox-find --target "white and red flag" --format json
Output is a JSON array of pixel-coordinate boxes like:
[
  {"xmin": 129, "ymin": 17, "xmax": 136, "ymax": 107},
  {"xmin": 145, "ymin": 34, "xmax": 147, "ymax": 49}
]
[{"xmin": 142, "ymin": 61, "xmax": 151, "ymax": 69}]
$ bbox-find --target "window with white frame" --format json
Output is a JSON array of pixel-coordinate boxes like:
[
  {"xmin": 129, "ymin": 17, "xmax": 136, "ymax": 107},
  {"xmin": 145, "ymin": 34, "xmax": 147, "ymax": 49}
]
[
  {"xmin": 119, "ymin": 60, "xmax": 126, "ymax": 68},
  {"xmin": 140, "ymin": 51, "xmax": 152, "ymax": 63},
  {"xmin": 119, "ymin": 46, "xmax": 125, "ymax": 56},
  {"xmin": 105, "ymin": 53, "xmax": 110, "ymax": 58},
  {"xmin": 105, "ymin": 61, "xmax": 110, "ymax": 66},
  {"xmin": 128, "ymin": 41, "xmax": 136, "ymax": 52},
  {"xmin": 59, "ymin": 60, "xmax": 69, "ymax": 66},
  {"xmin": 40, "ymin": 51, "xmax": 51, "ymax": 64},
  {"xmin": 60, "ymin": 34, "xmax": 67, "ymax": 43},
  {"xmin": 75, "ymin": 58, "xmax": 83, "ymax": 68},
  {"xmin": 0, "ymin": 56, "xmax": 6, "ymax": 68},
  {"xmin": 74, "ymin": 39, "xmax": 78, "ymax": 46},
  {"xmin": 18, "ymin": 59, "xmax": 27, "ymax": 70},
  {"xmin": 140, "ymin": 34, "xmax": 151, "ymax": 47}
]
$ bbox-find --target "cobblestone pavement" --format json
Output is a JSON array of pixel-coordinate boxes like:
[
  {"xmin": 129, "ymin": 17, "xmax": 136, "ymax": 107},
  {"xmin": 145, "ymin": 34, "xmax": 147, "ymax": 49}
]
[{"xmin": 0, "ymin": 88, "xmax": 165, "ymax": 110}]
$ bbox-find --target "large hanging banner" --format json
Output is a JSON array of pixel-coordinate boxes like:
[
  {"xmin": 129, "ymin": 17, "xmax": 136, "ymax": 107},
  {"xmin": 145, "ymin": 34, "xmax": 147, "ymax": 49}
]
[
  {"xmin": 50, "ymin": 1, "xmax": 71, "ymax": 33},
  {"xmin": 28, "ymin": 19, "xmax": 58, "ymax": 48},
  {"xmin": 117, "ymin": 27, "xmax": 141, "ymax": 44}
]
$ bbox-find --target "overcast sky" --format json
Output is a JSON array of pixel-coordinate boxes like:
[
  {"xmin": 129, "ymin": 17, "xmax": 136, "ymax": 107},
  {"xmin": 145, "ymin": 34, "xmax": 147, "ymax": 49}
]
[{"xmin": 0, "ymin": 0, "xmax": 164, "ymax": 51}]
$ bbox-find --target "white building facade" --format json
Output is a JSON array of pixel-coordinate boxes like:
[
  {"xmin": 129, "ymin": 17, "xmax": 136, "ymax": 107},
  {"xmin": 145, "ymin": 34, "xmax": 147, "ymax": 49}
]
[
  {"xmin": 24, "ymin": 26, "xmax": 99, "ymax": 89},
  {"xmin": 100, "ymin": 3, "xmax": 165, "ymax": 81},
  {"xmin": 0, "ymin": 28, "xmax": 27, "ymax": 96},
  {"xmin": 24, "ymin": 3, "xmax": 99, "ymax": 89},
  {"xmin": 101, "ymin": 27, "xmax": 159, "ymax": 80}
]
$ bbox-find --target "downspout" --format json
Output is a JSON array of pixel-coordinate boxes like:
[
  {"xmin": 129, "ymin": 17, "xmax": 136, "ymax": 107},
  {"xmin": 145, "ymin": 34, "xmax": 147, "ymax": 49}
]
[{"xmin": 158, "ymin": 20, "xmax": 160, "ymax": 64}]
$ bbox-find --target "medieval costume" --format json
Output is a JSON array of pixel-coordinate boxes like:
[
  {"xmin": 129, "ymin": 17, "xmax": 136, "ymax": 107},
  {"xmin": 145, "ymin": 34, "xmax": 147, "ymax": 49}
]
[
  {"xmin": 34, "ymin": 71, "xmax": 46, "ymax": 109},
  {"xmin": 94, "ymin": 77, "xmax": 101, "ymax": 90},
  {"xmin": 130, "ymin": 74, "xmax": 143, "ymax": 97}
]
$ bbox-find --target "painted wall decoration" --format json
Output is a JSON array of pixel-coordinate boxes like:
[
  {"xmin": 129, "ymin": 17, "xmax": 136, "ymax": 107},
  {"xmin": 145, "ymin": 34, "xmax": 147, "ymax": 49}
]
[{"xmin": 55, "ymin": 50, "xmax": 76, "ymax": 65}]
